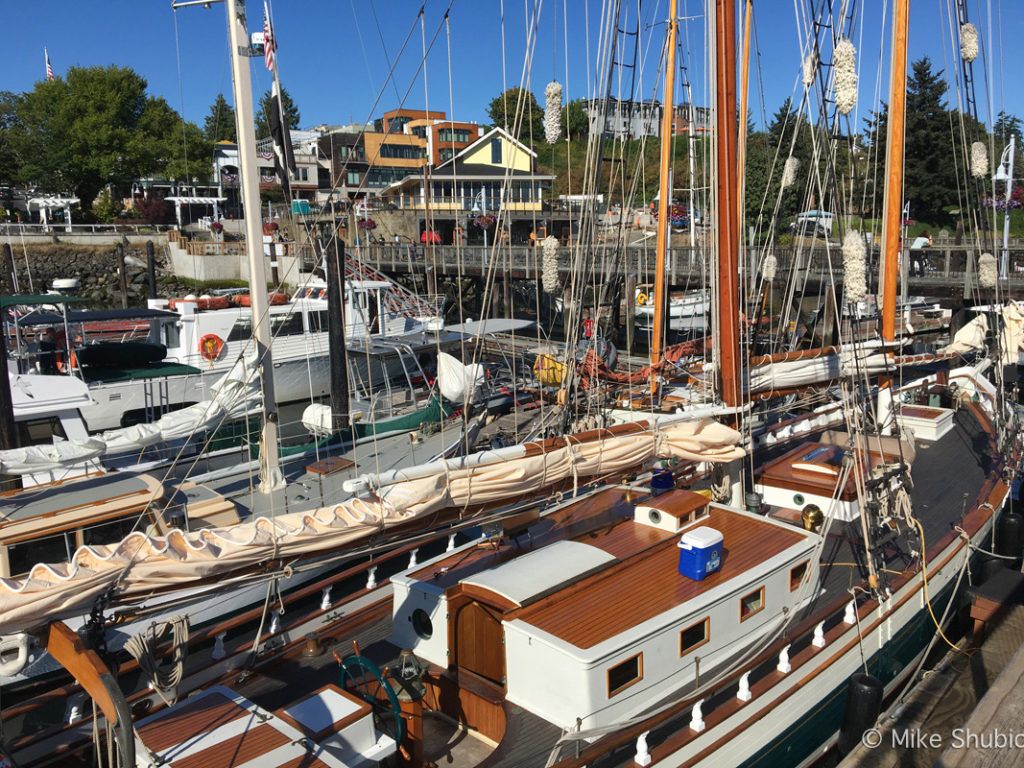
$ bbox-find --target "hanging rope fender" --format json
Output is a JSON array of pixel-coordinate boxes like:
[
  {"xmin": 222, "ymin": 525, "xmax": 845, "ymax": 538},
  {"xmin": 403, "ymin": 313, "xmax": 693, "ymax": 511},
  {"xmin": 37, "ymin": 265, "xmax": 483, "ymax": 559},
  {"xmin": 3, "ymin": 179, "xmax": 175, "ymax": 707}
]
[{"xmin": 124, "ymin": 615, "xmax": 190, "ymax": 706}]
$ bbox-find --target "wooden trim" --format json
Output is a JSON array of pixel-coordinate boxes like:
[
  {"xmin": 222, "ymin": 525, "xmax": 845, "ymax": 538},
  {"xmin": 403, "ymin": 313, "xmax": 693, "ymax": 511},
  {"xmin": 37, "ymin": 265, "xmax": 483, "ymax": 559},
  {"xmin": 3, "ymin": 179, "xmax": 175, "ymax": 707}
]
[
  {"xmin": 607, "ymin": 652, "xmax": 644, "ymax": 698},
  {"xmin": 679, "ymin": 617, "xmax": 710, "ymax": 657},
  {"xmin": 739, "ymin": 586, "xmax": 765, "ymax": 622},
  {"xmin": 789, "ymin": 561, "xmax": 809, "ymax": 592}
]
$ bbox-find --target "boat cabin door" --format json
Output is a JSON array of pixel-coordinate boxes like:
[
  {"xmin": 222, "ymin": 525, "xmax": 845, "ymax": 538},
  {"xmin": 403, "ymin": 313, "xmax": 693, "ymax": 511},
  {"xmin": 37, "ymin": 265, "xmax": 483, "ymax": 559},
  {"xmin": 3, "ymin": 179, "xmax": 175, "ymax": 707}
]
[{"xmin": 454, "ymin": 599, "xmax": 505, "ymax": 687}]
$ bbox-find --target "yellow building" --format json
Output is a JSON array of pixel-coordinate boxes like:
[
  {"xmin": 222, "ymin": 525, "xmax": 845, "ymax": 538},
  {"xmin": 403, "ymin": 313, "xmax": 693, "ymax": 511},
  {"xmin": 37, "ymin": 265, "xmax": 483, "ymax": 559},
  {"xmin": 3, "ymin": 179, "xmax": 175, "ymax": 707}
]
[{"xmin": 380, "ymin": 128, "xmax": 554, "ymax": 244}]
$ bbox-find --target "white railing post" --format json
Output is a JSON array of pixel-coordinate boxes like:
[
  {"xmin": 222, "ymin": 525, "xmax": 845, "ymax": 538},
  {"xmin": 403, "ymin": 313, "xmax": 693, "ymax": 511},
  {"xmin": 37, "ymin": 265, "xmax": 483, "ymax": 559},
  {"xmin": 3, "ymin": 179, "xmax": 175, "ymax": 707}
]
[
  {"xmin": 634, "ymin": 731, "xmax": 652, "ymax": 766},
  {"xmin": 737, "ymin": 671, "xmax": 752, "ymax": 702},
  {"xmin": 813, "ymin": 622, "xmax": 826, "ymax": 648},
  {"xmin": 689, "ymin": 699, "xmax": 705, "ymax": 732}
]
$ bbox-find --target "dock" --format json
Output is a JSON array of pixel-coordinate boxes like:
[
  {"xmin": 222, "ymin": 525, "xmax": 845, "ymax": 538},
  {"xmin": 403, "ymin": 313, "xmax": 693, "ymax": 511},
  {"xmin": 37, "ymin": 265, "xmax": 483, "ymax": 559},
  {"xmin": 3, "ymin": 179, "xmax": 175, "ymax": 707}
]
[{"xmin": 842, "ymin": 603, "xmax": 1024, "ymax": 768}]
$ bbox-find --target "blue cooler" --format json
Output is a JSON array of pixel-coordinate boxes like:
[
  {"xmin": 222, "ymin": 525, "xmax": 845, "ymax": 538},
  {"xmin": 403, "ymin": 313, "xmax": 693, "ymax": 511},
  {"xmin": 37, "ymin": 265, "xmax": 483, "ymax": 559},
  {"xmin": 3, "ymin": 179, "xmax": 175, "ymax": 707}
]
[{"xmin": 677, "ymin": 527, "xmax": 724, "ymax": 580}]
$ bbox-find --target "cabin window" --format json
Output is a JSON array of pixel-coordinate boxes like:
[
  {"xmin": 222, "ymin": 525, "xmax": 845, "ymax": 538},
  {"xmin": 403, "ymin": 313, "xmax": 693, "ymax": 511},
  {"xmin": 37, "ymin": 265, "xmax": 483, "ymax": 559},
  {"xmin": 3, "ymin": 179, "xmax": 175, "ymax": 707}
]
[
  {"xmin": 607, "ymin": 653, "xmax": 643, "ymax": 698},
  {"xmin": 162, "ymin": 323, "xmax": 181, "ymax": 349},
  {"xmin": 227, "ymin": 316, "xmax": 252, "ymax": 342},
  {"xmin": 17, "ymin": 417, "xmax": 66, "ymax": 447},
  {"xmin": 740, "ymin": 587, "xmax": 765, "ymax": 622},
  {"xmin": 790, "ymin": 561, "xmax": 810, "ymax": 591},
  {"xmin": 270, "ymin": 313, "xmax": 304, "ymax": 337},
  {"xmin": 679, "ymin": 618, "xmax": 710, "ymax": 656},
  {"xmin": 7, "ymin": 532, "xmax": 73, "ymax": 578},
  {"xmin": 306, "ymin": 310, "xmax": 328, "ymax": 333}
]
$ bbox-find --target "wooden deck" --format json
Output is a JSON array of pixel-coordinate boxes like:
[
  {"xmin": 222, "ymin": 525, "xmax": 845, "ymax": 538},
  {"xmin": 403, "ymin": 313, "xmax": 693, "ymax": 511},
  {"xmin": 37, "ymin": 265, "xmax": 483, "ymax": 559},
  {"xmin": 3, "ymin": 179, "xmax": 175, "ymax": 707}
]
[{"xmin": 513, "ymin": 506, "xmax": 809, "ymax": 649}]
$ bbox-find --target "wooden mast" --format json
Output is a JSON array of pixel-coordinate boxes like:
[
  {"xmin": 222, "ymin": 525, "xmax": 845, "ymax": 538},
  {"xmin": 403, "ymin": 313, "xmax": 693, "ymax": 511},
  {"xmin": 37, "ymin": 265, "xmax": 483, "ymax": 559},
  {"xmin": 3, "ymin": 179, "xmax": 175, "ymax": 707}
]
[
  {"xmin": 714, "ymin": 0, "xmax": 742, "ymax": 407},
  {"xmin": 650, "ymin": 0, "xmax": 679, "ymax": 398},
  {"xmin": 877, "ymin": 0, "xmax": 910, "ymax": 422},
  {"xmin": 879, "ymin": 0, "xmax": 910, "ymax": 346}
]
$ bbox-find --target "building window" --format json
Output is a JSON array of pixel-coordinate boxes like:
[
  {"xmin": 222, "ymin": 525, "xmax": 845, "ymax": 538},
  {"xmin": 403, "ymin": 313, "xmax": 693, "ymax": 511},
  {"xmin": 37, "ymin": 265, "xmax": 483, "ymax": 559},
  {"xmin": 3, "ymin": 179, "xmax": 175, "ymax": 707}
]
[
  {"xmin": 411, "ymin": 126, "xmax": 427, "ymax": 139},
  {"xmin": 439, "ymin": 128, "xmax": 470, "ymax": 143},
  {"xmin": 679, "ymin": 618, "xmax": 710, "ymax": 656},
  {"xmin": 347, "ymin": 171, "xmax": 361, "ymax": 186},
  {"xmin": 439, "ymin": 148, "xmax": 455, "ymax": 162},
  {"xmin": 740, "ymin": 586, "xmax": 765, "ymax": 622},
  {"xmin": 607, "ymin": 653, "xmax": 642, "ymax": 698},
  {"xmin": 296, "ymin": 167, "xmax": 308, "ymax": 181},
  {"xmin": 379, "ymin": 144, "xmax": 426, "ymax": 160},
  {"xmin": 490, "ymin": 138, "xmax": 502, "ymax": 164},
  {"xmin": 790, "ymin": 561, "xmax": 809, "ymax": 591}
]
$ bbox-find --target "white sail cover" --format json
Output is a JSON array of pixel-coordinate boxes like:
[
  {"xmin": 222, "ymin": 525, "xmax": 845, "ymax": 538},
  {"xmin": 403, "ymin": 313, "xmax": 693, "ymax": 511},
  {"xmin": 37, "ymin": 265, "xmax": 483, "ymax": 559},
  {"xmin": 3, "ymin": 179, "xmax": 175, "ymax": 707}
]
[
  {"xmin": 1001, "ymin": 302, "xmax": 1024, "ymax": 365},
  {"xmin": 939, "ymin": 314, "xmax": 989, "ymax": 357},
  {"xmin": 749, "ymin": 349, "xmax": 891, "ymax": 392},
  {"xmin": 0, "ymin": 438, "xmax": 106, "ymax": 475},
  {"xmin": 437, "ymin": 352, "xmax": 485, "ymax": 403},
  {"xmin": 0, "ymin": 418, "xmax": 743, "ymax": 634},
  {"xmin": 0, "ymin": 357, "xmax": 259, "ymax": 473}
]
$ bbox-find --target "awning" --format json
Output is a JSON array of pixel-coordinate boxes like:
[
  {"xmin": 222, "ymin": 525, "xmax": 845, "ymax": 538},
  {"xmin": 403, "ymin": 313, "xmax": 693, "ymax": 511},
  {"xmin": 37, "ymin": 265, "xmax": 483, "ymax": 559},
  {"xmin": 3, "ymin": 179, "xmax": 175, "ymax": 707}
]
[{"xmin": 14, "ymin": 308, "xmax": 179, "ymax": 326}]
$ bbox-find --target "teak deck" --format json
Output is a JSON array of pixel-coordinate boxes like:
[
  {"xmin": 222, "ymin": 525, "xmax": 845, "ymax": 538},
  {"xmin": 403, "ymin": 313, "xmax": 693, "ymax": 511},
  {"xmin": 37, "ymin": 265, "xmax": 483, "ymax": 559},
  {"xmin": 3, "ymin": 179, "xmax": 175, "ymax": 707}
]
[{"xmin": 513, "ymin": 506, "xmax": 808, "ymax": 648}]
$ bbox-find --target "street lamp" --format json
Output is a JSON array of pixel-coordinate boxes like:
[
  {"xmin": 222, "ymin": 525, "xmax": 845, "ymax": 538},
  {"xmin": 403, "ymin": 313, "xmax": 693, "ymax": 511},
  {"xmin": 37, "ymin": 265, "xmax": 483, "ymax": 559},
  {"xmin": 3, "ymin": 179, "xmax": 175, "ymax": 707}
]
[{"xmin": 994, "ymin": 135, "xmax": 1016, "ymax": 280}]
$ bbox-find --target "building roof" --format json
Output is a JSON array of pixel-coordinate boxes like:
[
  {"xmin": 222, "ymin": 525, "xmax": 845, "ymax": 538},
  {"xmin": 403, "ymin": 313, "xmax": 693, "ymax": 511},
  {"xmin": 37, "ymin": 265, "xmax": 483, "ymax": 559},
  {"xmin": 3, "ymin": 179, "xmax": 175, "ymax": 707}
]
[{"xmin": 435, "ymin": 126, "xmax": 537, "ymax": 170}]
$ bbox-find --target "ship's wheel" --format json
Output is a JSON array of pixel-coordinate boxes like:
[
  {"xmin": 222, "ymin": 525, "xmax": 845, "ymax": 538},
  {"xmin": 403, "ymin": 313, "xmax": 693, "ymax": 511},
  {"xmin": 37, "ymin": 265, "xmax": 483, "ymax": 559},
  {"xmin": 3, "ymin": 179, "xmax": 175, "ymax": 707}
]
[{"xmin": 337, "ymin": 653, "xmax": 405, "ymax": 744}]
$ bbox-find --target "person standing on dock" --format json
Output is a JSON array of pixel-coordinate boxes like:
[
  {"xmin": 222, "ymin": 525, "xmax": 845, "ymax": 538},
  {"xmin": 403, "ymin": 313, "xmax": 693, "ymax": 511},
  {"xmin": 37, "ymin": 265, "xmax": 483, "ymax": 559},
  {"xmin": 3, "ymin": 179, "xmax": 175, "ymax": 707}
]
[{"xmin": 909, "ymin": 230, "xmax": 931, "ymax": 277}]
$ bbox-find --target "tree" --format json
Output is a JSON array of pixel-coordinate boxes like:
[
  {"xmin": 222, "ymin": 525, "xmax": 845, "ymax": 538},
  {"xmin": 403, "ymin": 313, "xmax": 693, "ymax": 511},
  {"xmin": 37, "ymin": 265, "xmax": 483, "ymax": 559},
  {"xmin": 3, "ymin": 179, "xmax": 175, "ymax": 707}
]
[
  {"xmin": 904, "ymin": 57, "xmax": 955, "ymax": 222},
  {"xmin": 563, "ymin": 99, "xmax": 589, "ymax": 140},
  {"xmin": 7, "ymin": 66, "xmax": 205, "ymax": 209},
  {"xmin": 255, "ymin": 86, "xmax": 300, "ymax": 139},
  {"xmin": 138, "ymin": 96, "xmax": 212, "ymax": 183},
  {"xmin": 993, "ymin": 111, "xmax": 1022, "ymax": 146},
  {"xmin": 486, "ymin": 87, "xmax": 543, "ymax": 142},
  {"xmin": 861, "ymin": 105, "xmax": 888, "ymax": 212},
  {"xmin": 91, "ymin": 186, "xmax": 121, "ymax": 222},
  {"xmin": 203, "ymin": 93, "xmax": 236, "ymax": 143},
  {"xmin": 0, "ymin": 91, "xmax": 21, "ymax": 185}
]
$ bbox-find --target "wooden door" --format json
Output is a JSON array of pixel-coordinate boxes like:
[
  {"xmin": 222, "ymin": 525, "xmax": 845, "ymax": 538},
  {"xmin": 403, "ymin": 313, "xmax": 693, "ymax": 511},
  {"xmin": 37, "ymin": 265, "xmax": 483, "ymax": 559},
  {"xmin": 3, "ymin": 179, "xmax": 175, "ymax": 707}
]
[{"xmin": 455, "ymin": 600, "xmax": 505, "ymax": 686}]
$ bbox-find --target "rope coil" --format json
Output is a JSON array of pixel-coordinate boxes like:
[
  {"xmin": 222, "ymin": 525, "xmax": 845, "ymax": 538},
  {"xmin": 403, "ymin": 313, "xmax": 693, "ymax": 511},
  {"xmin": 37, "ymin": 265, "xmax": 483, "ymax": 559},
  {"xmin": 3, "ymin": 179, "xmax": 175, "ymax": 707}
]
[{"xmin": 124, "ymin": 615, "xmax": 190, "ymax": 706}]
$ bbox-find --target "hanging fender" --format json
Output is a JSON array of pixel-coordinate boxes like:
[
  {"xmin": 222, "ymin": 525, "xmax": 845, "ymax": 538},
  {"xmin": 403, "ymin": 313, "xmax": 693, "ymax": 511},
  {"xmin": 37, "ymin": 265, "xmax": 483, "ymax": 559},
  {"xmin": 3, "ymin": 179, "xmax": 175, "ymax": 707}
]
[{"xmin": 199, "ymin": 333, "xmax": 224, "ymax": 362}]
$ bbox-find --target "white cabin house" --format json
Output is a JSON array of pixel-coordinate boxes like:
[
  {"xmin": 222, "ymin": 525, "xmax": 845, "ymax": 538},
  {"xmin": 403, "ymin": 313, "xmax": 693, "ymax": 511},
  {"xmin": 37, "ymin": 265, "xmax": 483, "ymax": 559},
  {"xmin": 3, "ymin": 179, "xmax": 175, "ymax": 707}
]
[{"xmin": 389, "ymin": 489, "xmax": 819, "ymax": 731}]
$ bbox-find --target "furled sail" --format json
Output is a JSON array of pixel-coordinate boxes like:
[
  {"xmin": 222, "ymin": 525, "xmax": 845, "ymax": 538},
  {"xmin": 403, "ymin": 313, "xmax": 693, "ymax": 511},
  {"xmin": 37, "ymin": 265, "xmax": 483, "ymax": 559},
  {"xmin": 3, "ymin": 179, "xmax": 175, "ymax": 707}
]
[
  {"xmin": 0, "ymin": 418, "xmax": 743, "ymax": 634},
  {"xmin": 0, "ymin": 356, "xmax": 260, "ymax": 473}
]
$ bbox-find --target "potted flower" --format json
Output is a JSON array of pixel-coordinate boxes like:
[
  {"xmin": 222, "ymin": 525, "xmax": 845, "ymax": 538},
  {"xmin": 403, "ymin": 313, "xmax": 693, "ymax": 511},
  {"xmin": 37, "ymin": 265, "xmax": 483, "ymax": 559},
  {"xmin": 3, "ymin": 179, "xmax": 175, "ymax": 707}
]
[
  {"xmin": 357, "ymin": 217, "xmax": 377, "ymax": 231},
  {"xmin": 474, "ymin": 213, "xmax": 495, "ymax": 230},
  {"xmin": 262, "ymin": 221, "xmax": 279, "ymax": 236}
]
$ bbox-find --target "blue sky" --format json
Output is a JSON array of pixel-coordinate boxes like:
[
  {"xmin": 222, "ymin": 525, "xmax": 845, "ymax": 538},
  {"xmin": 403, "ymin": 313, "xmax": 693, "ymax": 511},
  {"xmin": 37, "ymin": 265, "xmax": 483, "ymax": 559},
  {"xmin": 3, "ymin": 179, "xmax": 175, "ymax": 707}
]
[{"xmin": 4, "ymin": 1, "xmax": 1023, "ymax": 134}]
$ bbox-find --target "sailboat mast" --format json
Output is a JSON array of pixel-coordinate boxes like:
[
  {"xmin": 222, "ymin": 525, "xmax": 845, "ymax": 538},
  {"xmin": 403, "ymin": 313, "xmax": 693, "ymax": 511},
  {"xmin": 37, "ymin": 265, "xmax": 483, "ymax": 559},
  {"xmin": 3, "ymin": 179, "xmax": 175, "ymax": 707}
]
[
  {"xmin": 227, "ymin": 0, "xmax": 283, "ymax": 491},
  {"xmin": 714, "ymin": 0, "xmax": 741, "ymax": 407},
  {"xmin": 879, "ymin": 0, "xmax": 910, "ymax": 345},
  {"xmin": 650, "ymin": 0, "xmax": 679, "ymax": 398}
]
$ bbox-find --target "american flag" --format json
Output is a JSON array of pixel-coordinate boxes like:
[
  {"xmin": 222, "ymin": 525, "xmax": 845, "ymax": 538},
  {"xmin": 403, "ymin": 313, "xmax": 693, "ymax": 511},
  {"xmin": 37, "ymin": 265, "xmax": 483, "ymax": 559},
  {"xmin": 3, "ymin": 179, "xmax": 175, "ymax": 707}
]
[
  {"xmin": 44, "ymin": 48, "xmax": 54, "ymax": 81},
  {"xmin": 262, "ymin": 1, "xmax": 276, "ymax": 72}
]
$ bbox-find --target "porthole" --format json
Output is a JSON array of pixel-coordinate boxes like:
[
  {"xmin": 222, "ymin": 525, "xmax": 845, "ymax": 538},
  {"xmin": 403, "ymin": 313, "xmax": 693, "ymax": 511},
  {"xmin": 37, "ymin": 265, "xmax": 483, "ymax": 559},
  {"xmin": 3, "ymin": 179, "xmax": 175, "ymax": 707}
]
[
  {"xmin": 411, "ymin": 608, "xmax": 433, "ymax": 639},
  {"xmin": 793, "ymin": 493, "xmax": 805, "ymax": 506},
  {"xmin": 648, "ymin": 509, "xmax": 662, "ymax": 525}
]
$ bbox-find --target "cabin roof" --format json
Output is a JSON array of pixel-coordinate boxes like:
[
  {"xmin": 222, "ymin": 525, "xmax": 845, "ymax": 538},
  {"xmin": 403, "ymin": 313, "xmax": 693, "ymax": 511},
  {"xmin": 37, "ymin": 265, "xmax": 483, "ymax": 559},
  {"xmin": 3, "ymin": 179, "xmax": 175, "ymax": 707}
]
[
  {"xmin": 462, "ymin": 540, "xmax": 616, "ymax": 607},
  {"xmin": 511, "ymin": 506, "xmax": 812, "ymax": 649},
  {"xmin": 0, "ymin": 473, "xmax": 163, "ymax": 543}
]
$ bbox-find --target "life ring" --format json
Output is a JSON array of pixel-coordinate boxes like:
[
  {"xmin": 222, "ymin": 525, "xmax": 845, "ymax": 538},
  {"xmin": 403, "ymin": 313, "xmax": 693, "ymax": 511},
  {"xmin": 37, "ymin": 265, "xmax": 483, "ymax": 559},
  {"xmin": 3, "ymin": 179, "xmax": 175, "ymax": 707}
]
[
  {"xmin": 635, "ymin": 292, "xmax": 649, "ymax": 306},
  {"xmin": 199, "ymin": 333, "xmax": 224, "ymax": 362}
]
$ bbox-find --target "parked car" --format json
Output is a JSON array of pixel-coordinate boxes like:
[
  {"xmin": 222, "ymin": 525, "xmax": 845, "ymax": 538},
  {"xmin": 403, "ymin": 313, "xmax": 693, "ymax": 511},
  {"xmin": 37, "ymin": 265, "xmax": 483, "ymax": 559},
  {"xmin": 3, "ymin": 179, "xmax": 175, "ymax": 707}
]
[{"xmin": 789, "ymin": 210, "xmax": 834, "ymax": 238}]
